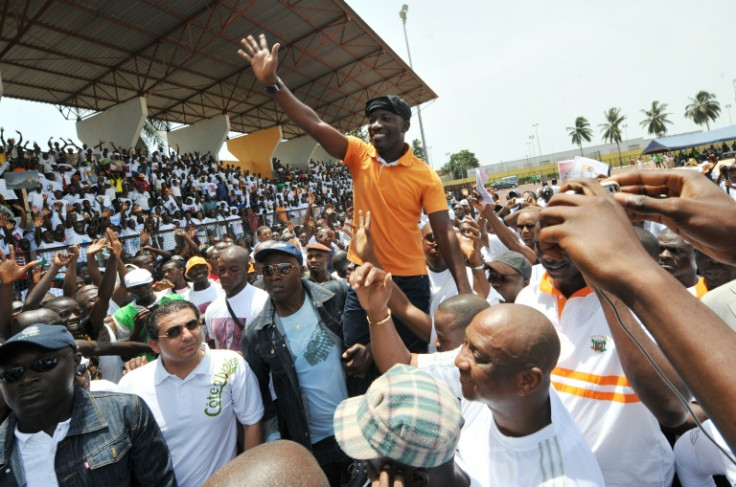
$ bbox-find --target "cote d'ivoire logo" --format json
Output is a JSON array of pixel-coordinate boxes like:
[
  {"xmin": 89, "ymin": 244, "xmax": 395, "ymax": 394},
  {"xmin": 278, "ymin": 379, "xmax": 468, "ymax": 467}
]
[{"xmin": 204, "ymin": 358, "xmax": 239, "ymax": 417}]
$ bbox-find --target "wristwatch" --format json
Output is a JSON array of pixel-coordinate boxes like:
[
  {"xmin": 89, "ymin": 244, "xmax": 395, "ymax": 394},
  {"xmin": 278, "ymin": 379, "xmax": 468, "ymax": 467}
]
[{"xmin": 265, "ymin": 78, "xmax": 284, "ymax": 95}]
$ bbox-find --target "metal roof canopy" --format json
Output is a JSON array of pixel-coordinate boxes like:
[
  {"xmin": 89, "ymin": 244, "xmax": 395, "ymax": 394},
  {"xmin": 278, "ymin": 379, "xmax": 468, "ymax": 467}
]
[
  {"xmin": 641, "ymin": 125, "xmax": 736, "ymax": 154},
  {"xmin": 0, "ymin": 0, "xmax": 437, "ymax": 139}
]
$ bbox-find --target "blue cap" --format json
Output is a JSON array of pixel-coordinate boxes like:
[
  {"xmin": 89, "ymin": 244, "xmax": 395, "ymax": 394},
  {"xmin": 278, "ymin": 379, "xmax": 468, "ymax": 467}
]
[
  {"xmin": 254, "ymin": 241, "xmax": 303, "ymax": 266},
  {"xmin": 0, "ymin": 324, "xmax": 77, "ymax": 359}
]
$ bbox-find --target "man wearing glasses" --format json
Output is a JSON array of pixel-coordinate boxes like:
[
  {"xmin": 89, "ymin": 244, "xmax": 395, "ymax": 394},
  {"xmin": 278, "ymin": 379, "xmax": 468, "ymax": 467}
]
[
  {"xmin": 118, "ymin": 300, "xmax": 264, "ymax": 487},
  {"xmin": 243, "ymin": 241, "xmax": 350, "ymax": 486},
  {"xmin": 0, "ymin": 323, "xmax": 175, "ymax": 486}
]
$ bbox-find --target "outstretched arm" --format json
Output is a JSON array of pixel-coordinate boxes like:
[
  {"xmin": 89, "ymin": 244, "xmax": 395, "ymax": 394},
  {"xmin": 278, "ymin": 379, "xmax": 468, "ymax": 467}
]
[
  {"xmin": 350, "ymin": 263, "xmax": 417, "ymax": 372},
  {"xmin": 238, "ymin": 34, "xmax": 349, "ymax": 160},
  {"xmin": 0, "ymin": 246, "xmax": 39, "ymax": 340},
  {"xmin": 428, "ymin": 210, "xmax": 472, "ymax": 294}
]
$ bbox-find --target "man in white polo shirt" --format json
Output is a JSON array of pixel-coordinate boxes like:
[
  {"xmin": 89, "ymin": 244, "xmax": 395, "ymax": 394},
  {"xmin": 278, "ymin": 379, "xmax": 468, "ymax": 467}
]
[{"xmin": 118, "ymin": 299, "xmax": 263, "ymax": 487}]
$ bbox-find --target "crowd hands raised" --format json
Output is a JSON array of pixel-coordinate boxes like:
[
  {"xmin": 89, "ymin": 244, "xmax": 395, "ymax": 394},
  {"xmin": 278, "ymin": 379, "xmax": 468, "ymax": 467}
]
[{"xmin": 0, "ymin": 31, "xmax": 734, "ymax": 487}]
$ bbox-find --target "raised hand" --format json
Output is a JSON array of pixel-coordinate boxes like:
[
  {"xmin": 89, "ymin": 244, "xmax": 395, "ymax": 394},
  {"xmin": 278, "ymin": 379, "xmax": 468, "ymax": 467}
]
[
  {"xmin": 349, "ymin": 262, "xmax": 392, "ymax": 318},
  {"xmin": 68, "ymin": 244, "xmax": 80, "ymax": 259},
  {"xmin": 0, "ymin": 245, "xmax": 39, "ymax": 285},
  {"xmin": 608, "ymin": 170, "xmax": 736, "ymax": 265},
  {"xmin": 139, "ymin": 228, "xmax": 150, "ymax": 247},
  {"xmin": 86, "ymin": 237, "xmax": 108, "ymax": 256},
  {"xmin": 152, "ymin": 279, "xmax": 174, "ymax": 292},
  {"xmin": 237, "ymin": 34, "xmax": 281, "ymax": 85},
  {"xmin": 458, "ymin": 218, "xmax": 483, "ymax": 265},
  {"xmin": 308, "ymin": 192, "xmax": 315, "ymax": 206},
  {"xmin": 53, "ymin": 251, "xmax": 73, "ymax": 268},
  {"xmin": 107, "ymin": 228, "xmax": 123, "ymax": 258},
  {"xmin": 343, "ymin": 210, "xmax": 373, "ymax": 261}
]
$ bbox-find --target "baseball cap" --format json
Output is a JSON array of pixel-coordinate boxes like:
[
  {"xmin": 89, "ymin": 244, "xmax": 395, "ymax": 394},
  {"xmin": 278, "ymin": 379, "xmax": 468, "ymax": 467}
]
[
  {"xmin": 124, "ymin": 268, "xmax": 154, "ymax": 288},
  {"xmin": 306, "ymin": 243, "xmax": 331, "ymax": 253},
  {"xmin": 0, "ymin": 324, "xmax": 77, "ymax": 359},
  {"xmin": 333, "ymin": 364, "xmax": 463, "ymax": 468},
  {"xmin": 364, "ymin": 95, "xmax": 412, "ymax": 121},
  {"xmin": 486, "ymin": 251, "xmax": 532, "ymax": 280},
  {"xmin": 254, "ymin": 241, "xmax": 303, "ymax": 266},
  {"xmin": 185, "ymin": 256, "xmax": 210, "ymax": 276}
]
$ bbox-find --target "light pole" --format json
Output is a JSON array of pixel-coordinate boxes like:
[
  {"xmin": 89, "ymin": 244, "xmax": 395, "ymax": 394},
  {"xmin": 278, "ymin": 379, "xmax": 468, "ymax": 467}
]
[
  {"xmin": 532, "ymin": 123, "xmax": 542, "ymax": 157},
  {"xmin": 399, "ymin": 4, "xmax": 430, "ymax": 166},
  {"xmin": 623, "ymin": 123, "xmax": 629, "ymax": 141},
  {"xmin": 726, "ymin": 104, "xmax": 733, "ymax": 125},
  {"xmin": 528, "ymin": 136, "xmax": 536, "ymax": 158}
]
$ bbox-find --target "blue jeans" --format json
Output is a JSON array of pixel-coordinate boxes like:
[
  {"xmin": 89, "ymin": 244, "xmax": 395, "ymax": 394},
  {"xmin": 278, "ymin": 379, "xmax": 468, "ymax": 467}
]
[{"xmin": 343, "ymin": 274, "xmax": 429, "ymax": 395}]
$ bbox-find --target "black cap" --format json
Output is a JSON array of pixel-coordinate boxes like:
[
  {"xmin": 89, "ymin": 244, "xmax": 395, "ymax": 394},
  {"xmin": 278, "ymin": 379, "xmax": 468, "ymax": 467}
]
[{"xmin": 365, "ymin": 95, "xmax": 412, "ymax": 121}]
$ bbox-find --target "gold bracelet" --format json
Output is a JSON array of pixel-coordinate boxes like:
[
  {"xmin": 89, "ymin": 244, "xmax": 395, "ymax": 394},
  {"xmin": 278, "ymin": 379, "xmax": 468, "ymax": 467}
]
[{"xmin": 368, "ymin": 310, "xmax": 392, "ymax": 326}]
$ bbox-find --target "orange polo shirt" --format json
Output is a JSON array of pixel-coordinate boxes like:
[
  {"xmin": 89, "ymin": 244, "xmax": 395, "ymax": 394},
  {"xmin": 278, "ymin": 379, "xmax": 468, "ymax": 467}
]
[{"xmin": 343, "ymin": 136, "xmax": 448, "ymax": 276}]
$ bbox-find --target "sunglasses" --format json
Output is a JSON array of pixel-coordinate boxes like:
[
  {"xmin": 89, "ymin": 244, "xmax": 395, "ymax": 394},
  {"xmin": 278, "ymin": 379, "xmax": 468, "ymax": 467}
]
[
  {"xmin": 516, "ymin": 224, "xmax": 536, "ymax": 231},
  {"xmin": 423, "ymin": 233, "xmax": 436, "ymax": 243},
  {"xmin": 76, "ymin": 362, "xmax": 88, "ymax": 377},
  {"xmin": 0, "ymin": 353, "xmax": 71, "ymax": 384},
  {"xmin": 262, "ymin": 263, "xmax": 297, "ymax": 277},
  {"xmin": 158, "ymin": 319, "xmax": 201, "ymax": 339}
]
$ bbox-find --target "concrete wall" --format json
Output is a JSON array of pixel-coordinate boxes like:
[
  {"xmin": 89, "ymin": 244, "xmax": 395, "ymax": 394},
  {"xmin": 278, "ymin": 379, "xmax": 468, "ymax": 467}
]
[
  {"xmin": 167, "ymin": 114, "xmax": 230, "ymax": 158},
  {"xmin": 226, "ymin": 125, "xmax": 281, "ymax": 177},
  {"xmin": 271, "ymin": 135, "xmax": 318, "ymax": 171},
  {"xmin": 76, "ymin": 97, "xmax": 146, "ymax": 150}
]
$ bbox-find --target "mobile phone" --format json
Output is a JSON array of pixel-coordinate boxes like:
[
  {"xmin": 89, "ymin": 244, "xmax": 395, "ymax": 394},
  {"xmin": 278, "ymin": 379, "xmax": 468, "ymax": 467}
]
[{"xmin": 601, "ymin": 181, "xmax": 620, "ymax": 194}]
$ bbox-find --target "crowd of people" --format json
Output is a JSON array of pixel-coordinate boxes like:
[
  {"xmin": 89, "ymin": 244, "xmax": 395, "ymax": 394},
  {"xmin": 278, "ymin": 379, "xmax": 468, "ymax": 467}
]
[{"xmin": 0, "ymin": 31, "xmax": 735, "ymax": 487}]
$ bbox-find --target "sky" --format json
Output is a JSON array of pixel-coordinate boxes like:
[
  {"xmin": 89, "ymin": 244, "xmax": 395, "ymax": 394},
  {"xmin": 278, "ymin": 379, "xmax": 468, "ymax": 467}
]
[{"xmin": 2, "ymin": 0, "xmax": 735, "ymax": 170}]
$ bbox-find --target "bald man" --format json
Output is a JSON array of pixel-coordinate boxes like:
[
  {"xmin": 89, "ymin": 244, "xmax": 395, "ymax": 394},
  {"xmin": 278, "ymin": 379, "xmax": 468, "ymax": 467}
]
[
  {"xmin": 350, "ymin": 263, "xmax": 604, "ymax": 487},
  {"xmin": 657, "ymin": 228, "xmax": 698, "ymax": 287},
  {"xmin": 203, "ymin": 440, "xmax": 329, "ymax": 487},
  {"xmin": 205, "ymin": 245, "xmax": 268, "ymax": 351}
]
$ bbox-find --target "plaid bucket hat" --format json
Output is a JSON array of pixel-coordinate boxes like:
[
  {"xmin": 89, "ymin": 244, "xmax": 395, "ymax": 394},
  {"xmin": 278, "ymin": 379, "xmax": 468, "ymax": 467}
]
[{"xmin": 333, "ymin": 364, "xmax": 463, "ymax": 468}]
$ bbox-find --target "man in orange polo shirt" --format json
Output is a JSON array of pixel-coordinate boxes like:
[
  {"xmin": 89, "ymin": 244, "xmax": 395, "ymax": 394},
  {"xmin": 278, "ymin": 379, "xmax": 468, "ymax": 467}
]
[{"xmin": 237, "ymin": 34, "xmax": 471, "ymax": 384}]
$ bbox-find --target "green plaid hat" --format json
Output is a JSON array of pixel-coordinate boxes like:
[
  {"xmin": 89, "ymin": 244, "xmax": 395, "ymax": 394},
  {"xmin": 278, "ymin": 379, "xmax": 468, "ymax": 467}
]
[{"xmin": 333, "ymin": 364, "xmax": 463, "ymax": 468}]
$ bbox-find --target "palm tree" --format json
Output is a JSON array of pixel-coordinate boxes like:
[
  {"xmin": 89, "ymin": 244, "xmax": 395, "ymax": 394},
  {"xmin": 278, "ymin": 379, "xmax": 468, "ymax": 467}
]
[
  {"xmin": 567, "ymin": 117, "xmax": 593, "ymax": 156},
  {"xmin": 684, "ymin": 91, "xmax": 720, "ymax": 131},
  {"xmin": 599, "ymin": 108, "xmax": 626, "ymax": 167},
  {"xmin": 138, "ymin": 118, "xmax": 169, "ymax": 153},
  {"xmin": 640, "ymin": 101, "xmax": 673, "ymax": 137}
]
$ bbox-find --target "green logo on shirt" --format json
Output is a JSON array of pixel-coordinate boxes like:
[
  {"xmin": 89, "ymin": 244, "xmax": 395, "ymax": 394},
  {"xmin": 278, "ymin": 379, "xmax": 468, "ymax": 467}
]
[{"xmin": 204, "ymin": 358, "xmax": 239, "ymax": 417}]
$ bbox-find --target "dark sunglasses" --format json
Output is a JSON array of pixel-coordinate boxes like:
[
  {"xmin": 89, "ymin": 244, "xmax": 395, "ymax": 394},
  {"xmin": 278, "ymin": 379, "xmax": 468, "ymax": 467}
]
[
  {"xmin": 423, "ymin": 233, "xmax": 436, "ymax": 243},
  {"xmin": 158, "ymin": 319, "xmax": 201, "ymax": 339},
  {"xmin": 0, "ymin": 354, "xmax": 70, "ymax": 384},
  {"xmin": 262, "ymin": 263, "xmax": 297, "ymax": 277},
  {"xmin": 76, "ymin": 362, "xmax": 88, "ymax": 377},
  {"xmin": 516, "ymin": 224, "xmax": 535, "ymax": 231}
]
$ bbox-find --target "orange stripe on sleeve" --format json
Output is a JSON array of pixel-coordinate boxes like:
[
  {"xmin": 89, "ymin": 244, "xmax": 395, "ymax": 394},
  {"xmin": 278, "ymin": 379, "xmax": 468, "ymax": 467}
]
[
  {"xmin": 552, "ymin": 381, "xmax": 640, "ymax": 403},
  {"xmin": 552, "ymin": 367, "xmax": 631, "ymax": 387}
]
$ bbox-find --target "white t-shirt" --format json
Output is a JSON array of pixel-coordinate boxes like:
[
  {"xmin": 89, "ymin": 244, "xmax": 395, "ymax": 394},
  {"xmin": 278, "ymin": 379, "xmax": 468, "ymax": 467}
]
[
  {"xmin": 515, "ymin": 265, "xmax": 675, "ymax": 487},
  {"xmin": 15, "ymin": 418, "xmax": 71, "ymax": 487},
  {"xmin": 205, "ymin": 284, "xmax": 269, "ymax": 352},
  {"xmin": 118, "ymin": 346, "xmax": 263, "ymax": 487},
  {"xmin": 183, "ymin": 281, "xmax": 224, "ymax": 317},
  {"xmin": 417, "ymin": 349, "xmax": 604, "ymax": 487}
]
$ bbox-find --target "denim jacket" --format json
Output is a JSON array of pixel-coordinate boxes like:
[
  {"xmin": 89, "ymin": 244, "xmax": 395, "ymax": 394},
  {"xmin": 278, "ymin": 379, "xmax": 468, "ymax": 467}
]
[
  {"xmin": 243, "ymin": 278, "xmax": 346, "ymax": 451},
  {"xmin": 0, "ymin": 388, "xmax": 176, "ymax": 486}
]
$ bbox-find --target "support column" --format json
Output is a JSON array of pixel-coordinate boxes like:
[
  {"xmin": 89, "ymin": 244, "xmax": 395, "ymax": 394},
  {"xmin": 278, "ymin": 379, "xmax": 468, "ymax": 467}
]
[
  {"xmin": 272, "ymin": 135, "xmax": 318, "ymax": 171},
  {"xmin": 226, "ymin": 126, "xmax": 281, "ymax": 178},
  {"xmin": 76, "ymin": 97, "xmax": 147, "ymax": 150},
  {"xmin": 167, "ymin": 114, "xmax": 230, "ymax": 158}
]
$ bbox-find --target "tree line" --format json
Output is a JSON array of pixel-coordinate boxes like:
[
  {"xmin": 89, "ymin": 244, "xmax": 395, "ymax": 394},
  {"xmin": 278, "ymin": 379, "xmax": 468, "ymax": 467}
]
[{"xmin": 568, "ymin": 90, "xmax": 723, "ymax": 165}]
